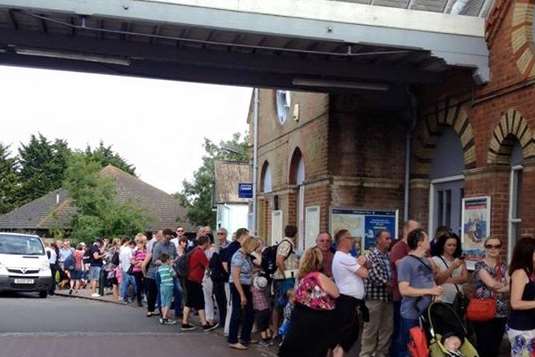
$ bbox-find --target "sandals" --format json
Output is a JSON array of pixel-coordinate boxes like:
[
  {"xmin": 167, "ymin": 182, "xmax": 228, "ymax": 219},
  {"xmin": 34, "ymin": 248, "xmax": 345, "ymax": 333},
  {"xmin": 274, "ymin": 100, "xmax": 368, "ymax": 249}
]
[{"xmin": 228, "ymin": 343, "xmax": 248, "ymax": 350}]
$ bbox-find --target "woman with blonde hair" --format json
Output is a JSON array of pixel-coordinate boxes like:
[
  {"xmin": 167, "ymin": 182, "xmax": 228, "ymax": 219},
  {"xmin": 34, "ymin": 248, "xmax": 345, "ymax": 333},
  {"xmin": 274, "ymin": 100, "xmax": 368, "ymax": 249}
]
[
  {"xmin": 228, "ymin": 236, "xmax": 259, "ymax": 350},
  {"xmin": 279, "ymin": 247, "xmax": 340, "ymax": 357}
]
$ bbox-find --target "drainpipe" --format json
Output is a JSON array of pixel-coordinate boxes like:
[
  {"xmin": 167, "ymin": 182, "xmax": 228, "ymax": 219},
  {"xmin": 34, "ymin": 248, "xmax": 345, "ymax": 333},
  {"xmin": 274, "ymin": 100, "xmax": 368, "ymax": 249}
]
[
  {"xmin": 251, "ymin": 88, "xmax": 259, "ymax": 234},
  {"xmin": 404, "ymin": 91, "xmax": 418, "ymax": 222}
]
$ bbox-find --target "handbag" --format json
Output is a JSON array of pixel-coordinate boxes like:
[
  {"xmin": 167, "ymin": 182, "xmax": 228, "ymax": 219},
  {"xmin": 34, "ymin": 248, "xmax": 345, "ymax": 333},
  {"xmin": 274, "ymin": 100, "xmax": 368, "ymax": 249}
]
[
  {"xmin": 466, "ymin": 262, "xmax": 501, "ymax": 322},
  {"xmin": 438, "ymin": 256, "xmax": 469, "ymax": 317}
]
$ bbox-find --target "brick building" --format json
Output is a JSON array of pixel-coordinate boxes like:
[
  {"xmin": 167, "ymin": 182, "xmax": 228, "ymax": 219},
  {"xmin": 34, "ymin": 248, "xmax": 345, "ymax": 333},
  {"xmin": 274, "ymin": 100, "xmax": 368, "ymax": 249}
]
[{"xmin": 250, "ymin": 0, "xmax": 535, "ymax": 261}]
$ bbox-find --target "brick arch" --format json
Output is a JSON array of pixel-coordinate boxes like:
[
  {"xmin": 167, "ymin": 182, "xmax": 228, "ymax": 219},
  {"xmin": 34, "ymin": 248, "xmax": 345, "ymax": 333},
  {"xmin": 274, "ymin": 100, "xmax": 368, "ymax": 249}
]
[
  {"xmin": 289, "ymin": 147, "xmax": 305, "ymax": 185},
  {"xmin": 509, "ymin": 0, "xmax": 535, "ymax": 77},
  {"xmin": 412, "ymin": 102, "xmax": 476, "ymax": 177},
  {"xmin": 487, "ymin": 108, "xmax": 535, "ymax": 164}
]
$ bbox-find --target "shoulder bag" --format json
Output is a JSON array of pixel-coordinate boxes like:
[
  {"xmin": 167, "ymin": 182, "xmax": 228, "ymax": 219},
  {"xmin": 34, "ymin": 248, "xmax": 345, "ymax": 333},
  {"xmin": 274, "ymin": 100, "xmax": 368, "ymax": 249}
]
[
  {"xmin": 438, "ymin": 256, "xmax": 469, "ymax": 317},
  {"xmin": 466, "ymin": 262, "xmax": 500, "ymax": 322}
]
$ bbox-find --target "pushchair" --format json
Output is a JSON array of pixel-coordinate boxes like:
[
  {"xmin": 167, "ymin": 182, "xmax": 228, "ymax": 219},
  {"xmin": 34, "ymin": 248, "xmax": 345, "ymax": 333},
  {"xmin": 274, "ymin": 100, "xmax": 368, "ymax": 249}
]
[{"xmin": 409, "ymin": 302, "xmax": 479, "ymax": 357}]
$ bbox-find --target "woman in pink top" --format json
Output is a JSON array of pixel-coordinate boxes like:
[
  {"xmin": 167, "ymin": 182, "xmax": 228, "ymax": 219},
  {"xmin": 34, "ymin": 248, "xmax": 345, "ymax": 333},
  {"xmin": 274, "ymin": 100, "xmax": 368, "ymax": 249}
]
[
  {"xmin": 279, "ymin": 247, "xmax": 340, "ymax": 357},
  {"xmin": 132, "ymin": 234, "xmax": 147, "ymax": 307}
]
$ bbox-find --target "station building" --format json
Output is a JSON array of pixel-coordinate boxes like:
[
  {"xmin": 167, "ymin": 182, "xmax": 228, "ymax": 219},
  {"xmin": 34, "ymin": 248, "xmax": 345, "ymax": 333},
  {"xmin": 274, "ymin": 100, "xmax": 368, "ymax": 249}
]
[{"xmin": 250, "ymin": 0, "xmax": 535, "ymax": 261}]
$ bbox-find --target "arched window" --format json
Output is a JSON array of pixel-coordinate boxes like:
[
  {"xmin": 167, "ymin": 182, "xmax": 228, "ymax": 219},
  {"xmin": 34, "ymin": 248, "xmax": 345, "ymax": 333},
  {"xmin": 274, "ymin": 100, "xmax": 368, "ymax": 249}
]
[
  {"xmin": 289, "ymin": 148, "xmax": 305, "ymax": 185},
  {"xmin": 260, "ymin": 161, "xmax": 272, "ymax": 193},
  {"xmin": 289, "ymin": 148, "xmax": 306, "ymax": 248}
]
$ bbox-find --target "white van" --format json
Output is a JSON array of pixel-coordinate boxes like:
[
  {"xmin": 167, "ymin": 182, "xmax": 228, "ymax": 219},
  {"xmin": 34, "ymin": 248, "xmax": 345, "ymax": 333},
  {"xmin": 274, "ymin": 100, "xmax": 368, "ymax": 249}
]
[{"xmin": 0, "ymin": 233, "xmax": 52, "ymax": 298}]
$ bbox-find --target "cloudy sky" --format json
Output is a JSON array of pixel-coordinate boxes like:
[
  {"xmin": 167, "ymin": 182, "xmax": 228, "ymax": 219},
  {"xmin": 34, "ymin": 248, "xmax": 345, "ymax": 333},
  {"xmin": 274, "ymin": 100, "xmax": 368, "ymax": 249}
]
[{"xmin": 0, "ymin": 65, "xmax": 252, "ymax": 194}]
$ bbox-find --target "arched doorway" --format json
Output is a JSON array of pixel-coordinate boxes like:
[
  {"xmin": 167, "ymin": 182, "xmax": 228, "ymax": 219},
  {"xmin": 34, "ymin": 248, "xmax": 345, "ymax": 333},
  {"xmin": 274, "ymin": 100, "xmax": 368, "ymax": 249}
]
[
  {"xmin": 429, "ymin": 128, "xmax": 465, "ymax": 236},
  {"xmin": 289, "ymin": 148, "xmax": 305, "ymax": 249}
]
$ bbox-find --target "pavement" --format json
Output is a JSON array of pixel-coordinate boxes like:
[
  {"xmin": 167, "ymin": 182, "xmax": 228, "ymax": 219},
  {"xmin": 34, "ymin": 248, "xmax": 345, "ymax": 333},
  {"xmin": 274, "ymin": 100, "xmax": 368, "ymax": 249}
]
[{"xmin": 0, "ymin": 291, "xmax": 277, "ymax": 357}]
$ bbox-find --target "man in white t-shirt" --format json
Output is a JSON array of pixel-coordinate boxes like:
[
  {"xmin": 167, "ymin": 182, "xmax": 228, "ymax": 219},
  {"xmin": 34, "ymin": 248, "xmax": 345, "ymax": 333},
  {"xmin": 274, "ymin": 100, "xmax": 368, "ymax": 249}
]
[
  {"xmin": 119, "ymin": 238, "xmax": 136, "ymax": 304},
  {"xmin": 331, "ymin": 229, "xmax": 369, "ymax": 357}
]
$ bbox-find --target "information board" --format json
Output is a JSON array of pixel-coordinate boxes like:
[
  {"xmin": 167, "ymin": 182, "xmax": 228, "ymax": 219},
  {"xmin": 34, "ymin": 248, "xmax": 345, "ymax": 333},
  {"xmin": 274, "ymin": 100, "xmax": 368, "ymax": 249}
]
[{"xmin": 330, "ymin": 208, "xmax": 398, "ymax": 251}]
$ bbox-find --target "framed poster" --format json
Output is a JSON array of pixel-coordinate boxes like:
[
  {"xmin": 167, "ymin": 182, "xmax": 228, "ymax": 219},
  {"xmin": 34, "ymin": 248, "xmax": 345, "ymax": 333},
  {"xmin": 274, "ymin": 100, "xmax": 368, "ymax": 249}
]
[
  {"xmin": 330, "ymin": 208, "xmax": 398, "ymax": 252},
  {"xmin": 271, "ymin": 210, "xmax": 283, "ymax": 245},
  {"xmin": 305, "ymin": 206, "xmax": 320, "ymax": 250},
  {"xmin": 461, "ymin": 196, "xmax": 491, "ymax": 270}
]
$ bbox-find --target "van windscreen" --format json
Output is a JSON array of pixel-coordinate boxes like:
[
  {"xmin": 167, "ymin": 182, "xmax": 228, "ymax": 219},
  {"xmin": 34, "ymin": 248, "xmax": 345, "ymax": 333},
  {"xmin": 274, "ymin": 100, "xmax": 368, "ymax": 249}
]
[{"xmin": 0, "ymin": 235, "xmax": 45, "ymax": 255}]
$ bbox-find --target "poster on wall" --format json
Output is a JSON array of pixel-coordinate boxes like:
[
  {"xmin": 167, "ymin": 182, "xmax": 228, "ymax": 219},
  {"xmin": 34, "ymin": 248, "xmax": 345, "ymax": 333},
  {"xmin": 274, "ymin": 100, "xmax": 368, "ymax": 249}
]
[
  {"xmin": 330, "ymin": 208, "xmax": 398, "ymax": 252},
  {"xmin": 461, "ymin": 196, "xmax": 491, "ymax": 270},
  {"xmin": 305, "ymin": 206, "xmax": 320, "ymax": 250},
  {"xmin": 271, "ymin": 210, "xmax": 283, "ymax": 244}
]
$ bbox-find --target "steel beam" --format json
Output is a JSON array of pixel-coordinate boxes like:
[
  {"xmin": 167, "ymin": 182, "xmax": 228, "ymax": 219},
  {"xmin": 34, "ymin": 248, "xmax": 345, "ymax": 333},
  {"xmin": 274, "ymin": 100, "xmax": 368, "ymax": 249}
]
[{"xmin": 0, "ymin": 29, "xmax": 444, "ymax": 84}]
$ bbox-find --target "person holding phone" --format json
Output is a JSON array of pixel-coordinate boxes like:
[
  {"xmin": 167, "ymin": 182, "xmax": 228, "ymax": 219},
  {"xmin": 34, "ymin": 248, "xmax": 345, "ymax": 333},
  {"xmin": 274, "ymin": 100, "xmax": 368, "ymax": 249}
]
[{"xmin": 431, "ymin": 232, "xmax": 468, "ymax": 305}]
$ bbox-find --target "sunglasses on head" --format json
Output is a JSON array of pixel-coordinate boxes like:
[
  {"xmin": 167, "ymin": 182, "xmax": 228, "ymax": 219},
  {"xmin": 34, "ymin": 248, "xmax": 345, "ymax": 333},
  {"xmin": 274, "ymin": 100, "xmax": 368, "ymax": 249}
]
[{"xmin": 485, "ymin": 244, "xmax": 501, "ymax": 249}]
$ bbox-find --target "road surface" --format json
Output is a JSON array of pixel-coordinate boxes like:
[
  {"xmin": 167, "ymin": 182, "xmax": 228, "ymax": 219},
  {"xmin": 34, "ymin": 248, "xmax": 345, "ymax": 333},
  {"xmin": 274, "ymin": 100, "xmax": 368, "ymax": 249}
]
[{"xmin": 0, "ymin": 292, "xmax": 276, "ymax": 357}]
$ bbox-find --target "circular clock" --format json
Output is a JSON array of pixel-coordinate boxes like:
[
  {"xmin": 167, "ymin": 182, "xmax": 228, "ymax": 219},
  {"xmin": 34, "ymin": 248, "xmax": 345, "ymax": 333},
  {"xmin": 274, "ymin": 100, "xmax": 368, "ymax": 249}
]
[{"xmin": 275, "ymin": 90, "xmax": 291, "ymax": 125}]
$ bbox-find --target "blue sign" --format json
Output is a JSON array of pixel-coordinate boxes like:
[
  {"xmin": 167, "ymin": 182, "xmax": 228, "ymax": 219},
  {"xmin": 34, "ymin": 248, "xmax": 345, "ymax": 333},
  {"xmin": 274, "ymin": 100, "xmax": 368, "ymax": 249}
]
[
  {"xmin": 238, "ymin": 183, "xmax": 253, "ymax": 198},
  {"xmin": 364, "ymin": 213, "xmax": 397, "ymax": 250}
]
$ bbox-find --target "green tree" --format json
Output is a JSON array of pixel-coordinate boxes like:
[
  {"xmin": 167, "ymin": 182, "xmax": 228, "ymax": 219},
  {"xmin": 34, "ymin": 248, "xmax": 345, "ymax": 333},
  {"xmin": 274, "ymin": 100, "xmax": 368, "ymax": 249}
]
[
  {"xmin": 85, "ymin": 141, "xmax": 136, "ymax": 176},
  {"xmin": 64, "ymin": 153, "xmax": 147, "ymax": 243},
  {"xmin": 17, "ymin": 134, "xmax": 72, "ymax": 204},
  {"xmin": 0, "ymin": 144, "xmax": 21, "ymax": 213},
  {"xmin": 176, "ymin": 132, "xmax": 249, "ymax": 227}
]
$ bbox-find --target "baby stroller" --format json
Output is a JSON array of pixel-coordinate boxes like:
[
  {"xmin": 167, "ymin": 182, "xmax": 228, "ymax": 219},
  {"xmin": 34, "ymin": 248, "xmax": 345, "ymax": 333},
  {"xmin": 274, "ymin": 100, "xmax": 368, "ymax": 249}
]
[{"xmin": 409, "ymin": 302, "xmax": 479, "ymax": 357}]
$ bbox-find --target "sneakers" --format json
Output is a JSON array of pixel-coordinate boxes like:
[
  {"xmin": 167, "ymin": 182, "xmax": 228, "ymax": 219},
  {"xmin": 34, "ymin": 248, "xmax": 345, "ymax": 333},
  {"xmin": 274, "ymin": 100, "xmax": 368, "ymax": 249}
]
[
  {"xmin": 228, "ymin": 343, "xmax": 248, "ymax": 350},
  {"xmin": 181, "ymin": 323, "xmax": 196, "ymax": 331},
  {"xmin": 91, "ymin": 293, "xmax": 101, "ymax": 297},
  {"xmin": 203, "ymin": 322, "xmax": 219, "ymax": 332}
]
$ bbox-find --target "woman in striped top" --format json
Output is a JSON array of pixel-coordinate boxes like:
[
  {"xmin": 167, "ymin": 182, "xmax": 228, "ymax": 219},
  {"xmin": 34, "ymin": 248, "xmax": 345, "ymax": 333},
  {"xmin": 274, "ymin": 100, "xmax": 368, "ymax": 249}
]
[{"xmin": 158, "ymin": 253, "xmax": 177, "ymax": 325}]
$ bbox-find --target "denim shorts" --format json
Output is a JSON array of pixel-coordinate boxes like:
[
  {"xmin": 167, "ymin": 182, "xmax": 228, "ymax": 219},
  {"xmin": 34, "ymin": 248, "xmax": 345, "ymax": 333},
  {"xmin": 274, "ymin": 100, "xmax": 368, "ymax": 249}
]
[
  {"xmin": 88, "ymin": 266, "xmax": 101, "ymax": 281},
  {"xmin": 70, "ymin": 270, "xmax": 83, "ymax": 280}
]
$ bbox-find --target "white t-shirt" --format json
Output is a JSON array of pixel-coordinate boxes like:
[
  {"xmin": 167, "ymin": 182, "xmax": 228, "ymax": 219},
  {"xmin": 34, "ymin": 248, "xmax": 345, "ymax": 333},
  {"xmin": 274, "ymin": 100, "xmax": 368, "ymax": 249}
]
[
  {"xmin": 170, "ymin": 238, "xmax": 179, "ymax": 249},
  {"xmin": 332, "ymin": 251, "xmax": 365, "ymax": 300},
  {"xmin": 119, "ymin": 245, "xmax": 133, "ymax": 271}
]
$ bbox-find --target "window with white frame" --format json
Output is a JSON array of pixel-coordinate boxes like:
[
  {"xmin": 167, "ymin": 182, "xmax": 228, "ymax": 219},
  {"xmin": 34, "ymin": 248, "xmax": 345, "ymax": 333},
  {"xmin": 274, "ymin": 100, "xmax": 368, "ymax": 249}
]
[{"xmin": 508, "ymin": 141, "xmax": 523, "ymax": 262}]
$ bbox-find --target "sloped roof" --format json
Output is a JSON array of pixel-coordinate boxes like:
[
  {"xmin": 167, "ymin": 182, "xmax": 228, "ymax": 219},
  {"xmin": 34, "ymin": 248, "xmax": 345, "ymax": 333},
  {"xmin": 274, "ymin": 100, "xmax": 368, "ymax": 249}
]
[
  {"xmin": 214, "ymin": 161, "xmax": 251, "ymax": 204},
  {"xmin": 0, "ymin": 165, "xmax": 190, "ymax": 231},
  {"xmin": 0, "ymin": 189, "xmax": 75, "ymax": 230}
]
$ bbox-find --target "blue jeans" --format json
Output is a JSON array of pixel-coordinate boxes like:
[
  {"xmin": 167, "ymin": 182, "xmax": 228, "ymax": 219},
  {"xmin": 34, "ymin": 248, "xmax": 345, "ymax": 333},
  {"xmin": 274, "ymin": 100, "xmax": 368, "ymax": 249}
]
[
  {"xmin": 399, "ymin": 317, "xmax": 418, "ymax": 357},
  {"xmin": 390, "ymin": 300, "xmax": 402, "ymax": 357},
  {"xmin": 228, "ymin": 283, "xmax": 254, "ymax": 344},
  {"xmin": 120, "ymin": 269, "xmax": 137, "ymax": 301}
]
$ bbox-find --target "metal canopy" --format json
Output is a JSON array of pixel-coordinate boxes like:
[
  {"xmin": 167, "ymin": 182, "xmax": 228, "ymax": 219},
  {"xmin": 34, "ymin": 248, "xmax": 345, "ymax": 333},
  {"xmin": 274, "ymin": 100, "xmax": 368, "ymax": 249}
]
[{"xmin": 0, "ymin": 0, "xmax": 489, "ymax": 93}]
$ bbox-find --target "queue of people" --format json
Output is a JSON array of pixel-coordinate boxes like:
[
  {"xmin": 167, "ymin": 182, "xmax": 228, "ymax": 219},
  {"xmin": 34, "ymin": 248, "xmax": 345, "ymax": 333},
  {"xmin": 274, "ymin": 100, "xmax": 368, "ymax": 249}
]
[{"xmin": 43, "ymin": 221, "xmax": 535, "ymax": 357}]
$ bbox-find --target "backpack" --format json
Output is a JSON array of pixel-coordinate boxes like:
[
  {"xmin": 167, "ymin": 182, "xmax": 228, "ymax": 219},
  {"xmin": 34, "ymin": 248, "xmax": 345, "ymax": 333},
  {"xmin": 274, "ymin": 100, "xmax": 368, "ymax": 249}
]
[
  {"xmin": 63, "ymin": 254, "xmax": 75, "ymax": 271},
  {"xmin": 175, "ymin": 249, "xmax": 195, "ymax": 278},
  {"xmin": 209, "ymin": 252, "xmax": 229, "ymax": 283},
  {"xmin": 111, "ymin": 251, "xmax": 119, "ymax": 266},
  {"xmin": 261, "ymin": 239, "xmax": 293, "ymax": 275}
]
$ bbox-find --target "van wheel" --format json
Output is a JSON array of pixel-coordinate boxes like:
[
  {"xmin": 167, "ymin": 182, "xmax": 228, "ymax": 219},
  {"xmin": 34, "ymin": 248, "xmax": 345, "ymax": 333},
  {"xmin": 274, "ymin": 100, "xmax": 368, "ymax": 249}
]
[{"xmin": 39, "ymin": 291, "xmax": 48, "ymax": 298}]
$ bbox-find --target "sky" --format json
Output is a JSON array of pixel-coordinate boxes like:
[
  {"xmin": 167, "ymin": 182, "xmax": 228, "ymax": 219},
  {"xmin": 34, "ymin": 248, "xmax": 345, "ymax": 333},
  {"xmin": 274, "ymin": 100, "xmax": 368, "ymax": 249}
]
[{"xmin": 0, "ymin": 65, "xmax": 252, "ymax": 194}]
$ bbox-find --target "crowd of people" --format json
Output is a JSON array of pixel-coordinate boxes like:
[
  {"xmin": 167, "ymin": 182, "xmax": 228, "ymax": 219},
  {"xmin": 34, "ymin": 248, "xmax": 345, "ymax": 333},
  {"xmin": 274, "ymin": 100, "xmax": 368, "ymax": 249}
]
[{"xmin": 43, "ymin": 220, "xmax": 535, "ymax": 357}]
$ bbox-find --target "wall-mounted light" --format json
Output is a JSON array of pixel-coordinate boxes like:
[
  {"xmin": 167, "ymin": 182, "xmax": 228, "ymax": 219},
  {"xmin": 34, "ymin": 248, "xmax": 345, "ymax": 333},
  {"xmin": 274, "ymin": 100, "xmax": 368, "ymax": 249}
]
[
  {"xmin": 15, "ymin": 48, "xmax": 131, "ymax": 66},
  {"xmin": 292, "ymin": 78, "xmax": 389, "ymax": 91}
]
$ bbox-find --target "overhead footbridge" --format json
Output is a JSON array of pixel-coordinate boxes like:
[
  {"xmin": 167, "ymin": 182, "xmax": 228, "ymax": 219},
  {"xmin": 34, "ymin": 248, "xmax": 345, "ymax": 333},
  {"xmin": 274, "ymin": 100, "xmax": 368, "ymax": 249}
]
[{"xmin": 0, "ymin": 0, "xmax": 491, "ymax": 92}]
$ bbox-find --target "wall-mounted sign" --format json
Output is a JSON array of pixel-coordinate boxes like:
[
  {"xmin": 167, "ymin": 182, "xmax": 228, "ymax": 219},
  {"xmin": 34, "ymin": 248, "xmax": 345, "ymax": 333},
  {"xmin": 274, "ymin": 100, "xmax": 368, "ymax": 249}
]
[
  {"xmin": 271, "ymin": 210, "xmax": 283, "ymax": 245},
  {"xmin": 238, "ymin": 183, "xmax": 253, "ymax": 198},
  {"xmin": 305, "ymin": 206, "xmax": 320, "ymax": 250},
  {"xmin": 330, "ymin": 208, "xmax": 398, "ymax": 252},
  {"xmin": 461, "ymin": 196, "xmax": 491, "ymax": 270}
]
